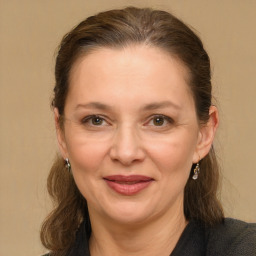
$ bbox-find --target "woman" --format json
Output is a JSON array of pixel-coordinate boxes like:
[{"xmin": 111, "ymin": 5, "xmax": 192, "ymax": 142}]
[{"xmin": 41, "ymin": 7, "xmax": 256, "ymax": 256}]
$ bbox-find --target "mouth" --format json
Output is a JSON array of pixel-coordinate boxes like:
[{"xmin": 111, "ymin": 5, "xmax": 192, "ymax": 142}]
[{"xmin": 103, "ymin": 175, "xmax": 154, "ymax": 196}]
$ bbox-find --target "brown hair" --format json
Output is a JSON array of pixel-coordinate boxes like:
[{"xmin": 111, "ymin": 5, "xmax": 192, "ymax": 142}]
[{"xmin": 41, "ymin": 7, "xmax": 223, "ymax": 254}]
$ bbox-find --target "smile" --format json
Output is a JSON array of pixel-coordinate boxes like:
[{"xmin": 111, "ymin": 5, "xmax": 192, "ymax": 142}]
[{"xmin": 103, "ymin": 175, "xmax": 154, "ymax": 196}]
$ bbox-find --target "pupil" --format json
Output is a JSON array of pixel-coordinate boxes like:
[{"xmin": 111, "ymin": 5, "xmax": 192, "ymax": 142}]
[
  {"xmin": 92, "ymin": 117, "xmax": 102, "ymax": 125},
  {"xmin": 154, "ymin": 117, "xmax": 164, "ymax": 126}
]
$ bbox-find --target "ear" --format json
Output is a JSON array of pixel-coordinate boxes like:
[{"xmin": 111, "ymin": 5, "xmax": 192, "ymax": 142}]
[
  {"xmin": 193, "ymin": 106, "xmax": 219, "ymax": 163},
  {"xmin": 54, "ymin": 108, "xmax": 68, "ymax": 159}
]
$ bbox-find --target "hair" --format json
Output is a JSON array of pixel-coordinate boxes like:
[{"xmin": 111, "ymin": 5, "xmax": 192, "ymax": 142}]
[{"xmin": 41, "ymin": 6, "xmax": 224, "ymax": 255}]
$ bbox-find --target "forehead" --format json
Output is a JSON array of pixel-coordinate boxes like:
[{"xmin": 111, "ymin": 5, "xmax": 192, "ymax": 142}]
[{"xmin": 67, "ymin": 45, "xmax": 194, "ymax": 110}]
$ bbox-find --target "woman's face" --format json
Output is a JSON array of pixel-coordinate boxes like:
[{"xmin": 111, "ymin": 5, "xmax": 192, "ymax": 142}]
[{"xmin": 56, "ymin": 45, "xmax": 216, "ymax": 225}]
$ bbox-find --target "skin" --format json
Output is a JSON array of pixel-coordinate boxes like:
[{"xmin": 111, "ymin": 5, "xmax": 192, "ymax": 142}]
[{"xmin": 55, "ymin": 45, "xmax": 218, "ymax": 256}]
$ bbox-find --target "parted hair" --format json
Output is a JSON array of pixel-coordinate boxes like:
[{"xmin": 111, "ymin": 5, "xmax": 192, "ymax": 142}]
[{"xmin": 41, "ymin": 7, "xmax": 224, "ymax": 255}]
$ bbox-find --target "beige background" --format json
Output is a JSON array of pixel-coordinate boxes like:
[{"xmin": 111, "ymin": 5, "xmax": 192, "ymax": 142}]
[{"xmin": 0, "ymin": 0, "xmax": 256, "ymax": 255}]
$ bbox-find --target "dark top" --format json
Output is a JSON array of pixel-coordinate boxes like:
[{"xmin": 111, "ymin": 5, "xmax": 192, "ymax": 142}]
[{"xmin": 44, "ymin": 218, "xmax": 256, "ymax": 255}]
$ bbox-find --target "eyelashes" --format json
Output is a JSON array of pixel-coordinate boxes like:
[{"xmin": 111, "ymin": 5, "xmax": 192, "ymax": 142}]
[{"xmin": 81, "ymin": 114, "xmax": 174, "ymax": 128}]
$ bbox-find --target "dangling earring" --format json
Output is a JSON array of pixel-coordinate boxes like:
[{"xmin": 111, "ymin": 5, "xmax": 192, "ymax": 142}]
[
  {"xmin": 65, "ymin": 158, "xmax": 71, "ymax": 173},
  {"xmin": 192, "ymin": 162, "xmax": 200, "ymax": 180}
]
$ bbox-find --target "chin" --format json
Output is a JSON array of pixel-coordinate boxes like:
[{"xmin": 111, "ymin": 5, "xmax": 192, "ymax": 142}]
[{"xmin": 101, "ymin": 201, "xmax": 157, "ymax": 226}]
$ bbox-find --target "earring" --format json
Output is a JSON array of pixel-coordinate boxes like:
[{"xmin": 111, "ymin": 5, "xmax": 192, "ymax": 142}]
[
  {"xmin": 192, "ymin": 162, "xmax": 200, "ymax": 180},
  {"xmin": 65, "ymin": 158, "xmax": 71, "ymax": 173}
]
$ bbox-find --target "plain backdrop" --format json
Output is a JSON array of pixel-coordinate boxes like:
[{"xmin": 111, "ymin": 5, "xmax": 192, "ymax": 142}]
[{"xmin": 0, "ymin": 0, "xmax": 256, "ymax": 255}]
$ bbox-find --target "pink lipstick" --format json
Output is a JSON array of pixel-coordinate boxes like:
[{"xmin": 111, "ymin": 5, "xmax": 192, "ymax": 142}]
[{"xmin": 103, "ymin": 175, "xmax": 154, "ymax": 195}]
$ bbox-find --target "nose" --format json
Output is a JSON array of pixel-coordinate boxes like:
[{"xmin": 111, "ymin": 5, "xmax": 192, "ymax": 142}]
[{"xmin": 109, "ymin": 125, "xmax": 145, "ymax": 166}]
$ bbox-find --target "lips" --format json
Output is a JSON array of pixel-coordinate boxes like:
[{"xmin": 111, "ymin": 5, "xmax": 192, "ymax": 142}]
[{"xmin": 103, "ymin": 175, "xmax": 154, "ymax": 195}]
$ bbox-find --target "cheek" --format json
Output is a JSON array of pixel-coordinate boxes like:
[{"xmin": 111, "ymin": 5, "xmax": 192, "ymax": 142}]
[
  {"xmin": 144, "ymin": 131, "xmax": 197, "ymax": 177},
  {"xmin": 65, "ymin": 137, "xmax": 110, "ymax": 203},
  {"xmin": 66, "ymin": 135, "xmax": 110, "ymax": 174}
]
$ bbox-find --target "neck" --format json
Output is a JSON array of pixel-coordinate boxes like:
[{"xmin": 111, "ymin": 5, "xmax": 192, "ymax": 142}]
[{"xmin": 89, "ymin": 203, "xmax": 187, "ymax": 256}]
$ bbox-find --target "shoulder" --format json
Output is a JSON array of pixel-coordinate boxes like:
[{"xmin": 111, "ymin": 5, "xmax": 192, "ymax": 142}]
[{"xmin": 206, "ymin": 218, "xmax": 256, "ymax": 256}]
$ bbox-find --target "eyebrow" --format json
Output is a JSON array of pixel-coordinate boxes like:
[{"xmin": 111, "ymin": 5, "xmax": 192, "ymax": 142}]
[
  {"xmin": 75, "ymin": 102, "xmax": 111, "ymax": 110},
  {"xmin": 141, "ymin": 101, "xmax": 181, "ymax": 111},
  {"xmin": 75, "ymin": 101, "xmax": 181, "ymax": 111}
]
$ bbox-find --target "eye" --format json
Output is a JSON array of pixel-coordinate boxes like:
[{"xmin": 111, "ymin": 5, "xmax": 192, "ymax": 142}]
[
  {"xmin": 146, "ymin": 115, "xmax": 174, "ymax": 127},
  {"xmin": 152, "ymin": 116, "xmax": 165, "ymax": 126},
  {"xmin": 91, "ymin": 116, "xmax": 104, "ymax": 125},
  {"xmin": 81, "ymin": 115, "xmax": 108, "ymax": 126}
]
